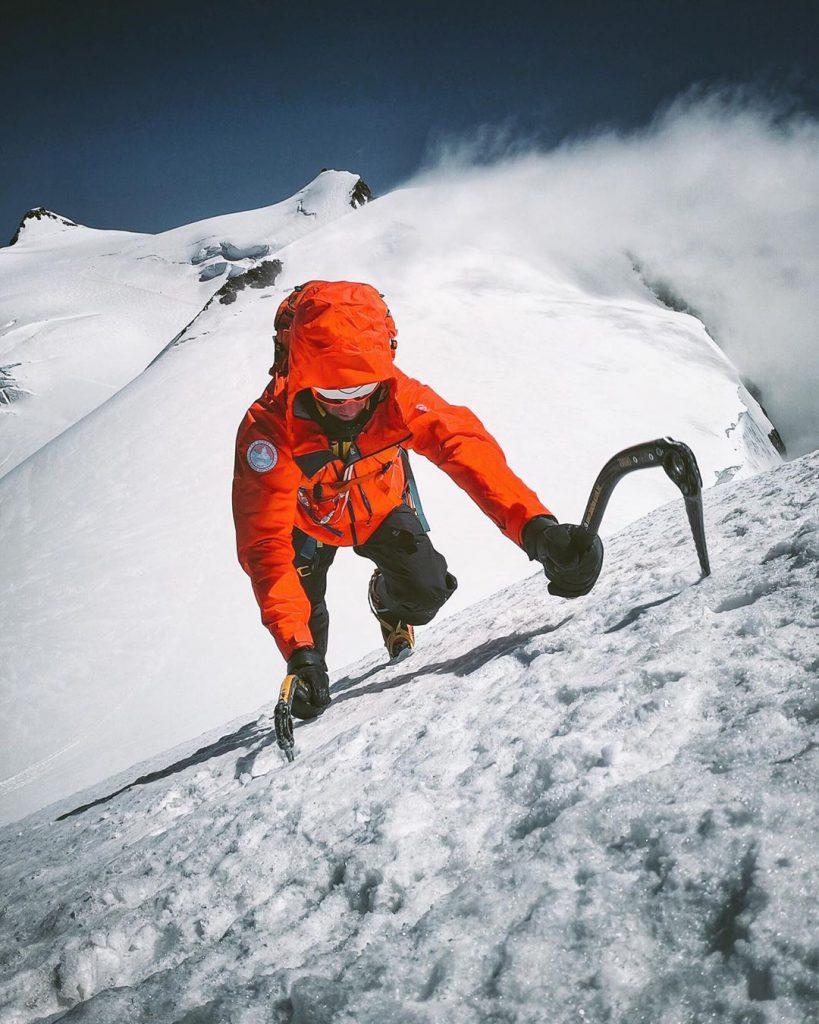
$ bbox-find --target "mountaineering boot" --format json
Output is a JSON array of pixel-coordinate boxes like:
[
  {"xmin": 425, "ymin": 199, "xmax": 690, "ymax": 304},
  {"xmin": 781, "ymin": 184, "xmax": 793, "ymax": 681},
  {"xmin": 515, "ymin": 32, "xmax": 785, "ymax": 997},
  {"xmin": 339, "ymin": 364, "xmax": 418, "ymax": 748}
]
[{"xmin": 368, "ymin": 569, "xmax": 415, "ymax": 662}]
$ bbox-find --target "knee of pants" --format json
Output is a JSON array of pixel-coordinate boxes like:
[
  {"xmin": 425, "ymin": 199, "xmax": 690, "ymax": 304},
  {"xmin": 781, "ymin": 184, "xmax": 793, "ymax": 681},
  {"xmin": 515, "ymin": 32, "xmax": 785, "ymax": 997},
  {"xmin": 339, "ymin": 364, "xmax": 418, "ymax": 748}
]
[{"xmin": 391, "ymin": 571, "xmax": 457, "ymax": 625}]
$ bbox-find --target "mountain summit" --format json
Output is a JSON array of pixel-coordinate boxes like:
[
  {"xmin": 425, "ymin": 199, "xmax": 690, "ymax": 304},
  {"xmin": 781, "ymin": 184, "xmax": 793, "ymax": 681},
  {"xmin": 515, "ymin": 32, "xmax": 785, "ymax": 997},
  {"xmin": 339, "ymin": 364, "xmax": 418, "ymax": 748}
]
[{"xmin": 8, "ymin": 207, "xmax": 79, "ymax": 247}]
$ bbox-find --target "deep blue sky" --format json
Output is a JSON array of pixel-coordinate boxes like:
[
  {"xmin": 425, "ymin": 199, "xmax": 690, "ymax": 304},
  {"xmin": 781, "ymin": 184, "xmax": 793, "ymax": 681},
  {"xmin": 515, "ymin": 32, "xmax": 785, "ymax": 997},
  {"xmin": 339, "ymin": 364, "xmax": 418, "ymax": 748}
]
[{"xmin": 3, "ymin": 0, "xmax": 818, "ymax": 241}]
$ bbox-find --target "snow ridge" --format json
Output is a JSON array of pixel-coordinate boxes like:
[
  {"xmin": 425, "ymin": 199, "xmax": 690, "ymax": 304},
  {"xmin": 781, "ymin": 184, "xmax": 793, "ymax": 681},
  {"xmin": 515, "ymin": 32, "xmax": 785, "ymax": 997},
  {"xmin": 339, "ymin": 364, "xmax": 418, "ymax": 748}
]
[
  {"xmin": 0, "ymin": 170, "xmax": 366, "ymax": 480},
  {"xmin": 1, "ymin": 451, "xmax": 816, "ymax": 1024}
]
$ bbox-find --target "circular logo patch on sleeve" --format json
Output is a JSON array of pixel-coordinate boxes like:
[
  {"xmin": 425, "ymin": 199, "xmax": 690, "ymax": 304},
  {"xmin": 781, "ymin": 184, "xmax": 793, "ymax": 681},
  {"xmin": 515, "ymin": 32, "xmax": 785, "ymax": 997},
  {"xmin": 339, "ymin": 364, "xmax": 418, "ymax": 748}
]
[{"xmin": 247, "ymin": 439, "xmax": 278, "ymax": 473}]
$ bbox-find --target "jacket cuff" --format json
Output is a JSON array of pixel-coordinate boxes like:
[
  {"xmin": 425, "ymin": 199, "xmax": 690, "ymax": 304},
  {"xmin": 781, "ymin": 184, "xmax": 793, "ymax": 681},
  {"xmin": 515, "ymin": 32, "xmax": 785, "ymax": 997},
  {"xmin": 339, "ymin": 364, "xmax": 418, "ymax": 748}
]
[
  {"xmin": 520, "ymin": 514, "xmax": 559, "ymax": 559},
  {"xmin": 276, "ymin": 628, "xmax": 315, "ymax": 661}
]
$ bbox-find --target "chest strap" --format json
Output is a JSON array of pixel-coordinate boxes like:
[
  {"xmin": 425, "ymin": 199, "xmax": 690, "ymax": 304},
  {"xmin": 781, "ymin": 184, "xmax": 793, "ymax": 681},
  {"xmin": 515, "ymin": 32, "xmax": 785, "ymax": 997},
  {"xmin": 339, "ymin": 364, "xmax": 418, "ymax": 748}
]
[{"xmin": 312, "ymin": 459, "xmax": 395, "ymax": 500}]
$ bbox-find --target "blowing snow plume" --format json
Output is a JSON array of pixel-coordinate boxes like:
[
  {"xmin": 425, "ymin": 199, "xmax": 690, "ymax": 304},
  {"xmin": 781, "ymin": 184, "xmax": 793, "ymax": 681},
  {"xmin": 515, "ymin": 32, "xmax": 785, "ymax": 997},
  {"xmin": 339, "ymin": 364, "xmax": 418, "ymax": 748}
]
[{"xmin": 411, "ymin": 91, "xmax": 819, "ymax": 457}]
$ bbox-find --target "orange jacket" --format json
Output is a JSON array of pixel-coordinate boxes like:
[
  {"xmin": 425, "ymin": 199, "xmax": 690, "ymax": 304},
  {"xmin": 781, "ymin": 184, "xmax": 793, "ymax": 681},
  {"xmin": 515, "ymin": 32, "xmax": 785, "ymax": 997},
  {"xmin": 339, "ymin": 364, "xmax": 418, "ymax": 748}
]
[{"xmin": 232, "ymin": 281, "xmax": 551, "ymax": 657}]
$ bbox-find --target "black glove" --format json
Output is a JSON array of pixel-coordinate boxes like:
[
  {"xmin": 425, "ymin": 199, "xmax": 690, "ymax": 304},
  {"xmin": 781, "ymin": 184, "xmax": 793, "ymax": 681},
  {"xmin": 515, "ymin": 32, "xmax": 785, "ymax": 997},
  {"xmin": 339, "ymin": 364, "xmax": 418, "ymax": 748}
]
[
  {"xmin": 521, "ymin": 515, "xmax": 604, "ymax": 598},
  {"xmin": 287, "ymin": 646, "xmax": 331, "ymax": 720}
]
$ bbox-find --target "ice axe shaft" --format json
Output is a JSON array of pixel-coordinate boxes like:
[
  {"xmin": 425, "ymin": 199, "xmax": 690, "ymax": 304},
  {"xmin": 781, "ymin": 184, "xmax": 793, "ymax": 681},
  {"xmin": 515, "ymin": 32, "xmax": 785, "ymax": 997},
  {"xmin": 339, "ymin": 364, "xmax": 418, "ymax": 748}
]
[{"xmin": 576, "ymin": 437, "xmax": 711, "ymax": 577}]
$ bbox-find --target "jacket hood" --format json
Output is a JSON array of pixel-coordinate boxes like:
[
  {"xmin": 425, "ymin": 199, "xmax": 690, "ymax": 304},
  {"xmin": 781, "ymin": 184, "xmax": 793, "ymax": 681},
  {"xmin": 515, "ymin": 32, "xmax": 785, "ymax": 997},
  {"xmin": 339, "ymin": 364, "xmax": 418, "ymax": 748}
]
[{"xmin": 283, "ymin": 281, "xmax": 398, "ymax": 398}]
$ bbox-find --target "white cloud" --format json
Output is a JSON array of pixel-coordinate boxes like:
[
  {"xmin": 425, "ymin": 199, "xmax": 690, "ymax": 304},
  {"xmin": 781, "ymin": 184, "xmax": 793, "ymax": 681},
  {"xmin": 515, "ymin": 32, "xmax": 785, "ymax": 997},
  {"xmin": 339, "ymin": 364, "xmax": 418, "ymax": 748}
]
[{"xmin": 407, "ymin": 90, "xmax": 819, "ymax": 456}]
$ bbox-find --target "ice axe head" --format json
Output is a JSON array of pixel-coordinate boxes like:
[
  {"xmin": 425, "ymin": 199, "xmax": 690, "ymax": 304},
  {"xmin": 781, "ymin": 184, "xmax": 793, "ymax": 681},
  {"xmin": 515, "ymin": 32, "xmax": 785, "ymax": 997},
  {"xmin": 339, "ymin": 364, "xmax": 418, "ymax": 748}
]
[{"xmin": 662, "ymin": 442, "xmax": 702, "ymax": 499}]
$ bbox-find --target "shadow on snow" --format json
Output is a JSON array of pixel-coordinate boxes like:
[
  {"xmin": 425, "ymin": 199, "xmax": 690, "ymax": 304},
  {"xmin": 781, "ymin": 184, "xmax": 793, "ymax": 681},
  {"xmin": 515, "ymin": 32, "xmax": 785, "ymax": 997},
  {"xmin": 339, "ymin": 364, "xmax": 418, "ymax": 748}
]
[
  {"xmin": 330, "ymin": 615, "xmax": 574, "ymax": 705},
  {"xmin": 56, "ymin": 616, "xmax": 573, "ymax": 820},
  {"xmin": 55, "ymin": 718, "xmax": 275, "ymax": 821}
]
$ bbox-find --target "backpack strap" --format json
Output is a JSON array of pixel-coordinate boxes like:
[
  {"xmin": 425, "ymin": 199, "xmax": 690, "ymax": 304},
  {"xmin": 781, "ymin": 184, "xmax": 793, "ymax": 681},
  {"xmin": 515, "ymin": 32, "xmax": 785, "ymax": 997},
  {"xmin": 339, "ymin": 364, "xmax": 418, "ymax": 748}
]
[
  {"xmin": 270, "ymin": 282, "xmax": 309, "ymax": 378},
  {"xmin": 399, "ymin": 448, "xmax": 430, "ymax": 532}
]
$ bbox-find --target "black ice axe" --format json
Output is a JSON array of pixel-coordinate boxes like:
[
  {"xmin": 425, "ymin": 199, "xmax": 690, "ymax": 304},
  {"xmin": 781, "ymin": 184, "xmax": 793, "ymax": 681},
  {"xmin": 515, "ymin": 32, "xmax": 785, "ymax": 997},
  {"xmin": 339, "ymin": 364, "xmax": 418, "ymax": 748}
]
[{"xmin": 575, "ymin": 437, "xmax": 711, "ymax": 577}]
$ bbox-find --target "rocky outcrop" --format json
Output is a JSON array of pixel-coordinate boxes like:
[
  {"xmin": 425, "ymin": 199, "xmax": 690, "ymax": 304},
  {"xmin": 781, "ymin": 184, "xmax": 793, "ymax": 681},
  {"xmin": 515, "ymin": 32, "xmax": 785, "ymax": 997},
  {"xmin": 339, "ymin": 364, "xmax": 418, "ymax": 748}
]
[
  {"xmin": 8, "ymin": 208, "xmax": 77, "ymax": 246},
  {"xmin": 317, "ymin": 169, "xmax": 372, "ymax": 208},
  {"xmin": 211, "ymin": 259, "xmax": 283, "ymax": 306},
  {"xmin": 350, "ymin": 177, "xmax": 372, "ymax": 208}
]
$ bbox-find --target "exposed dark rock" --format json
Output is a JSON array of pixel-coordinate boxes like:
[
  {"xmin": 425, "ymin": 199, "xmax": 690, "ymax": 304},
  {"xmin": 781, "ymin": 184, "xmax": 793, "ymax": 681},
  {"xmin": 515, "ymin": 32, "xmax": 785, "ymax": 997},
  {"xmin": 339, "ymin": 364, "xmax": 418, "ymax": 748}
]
[
  {"xmin": 243, "ymin": 259, "xmax": 281, "ymax": 289},
  {"xmin": 212, "ymin": 259, "xmax": 283, "ymax": 306},
  {"xmin": 9, "ymin": 208, "xmax": 77, "ymax": 247},
  {"xmin": 350, "ymin": 177, "xmax": 372, "ymax": 208}
]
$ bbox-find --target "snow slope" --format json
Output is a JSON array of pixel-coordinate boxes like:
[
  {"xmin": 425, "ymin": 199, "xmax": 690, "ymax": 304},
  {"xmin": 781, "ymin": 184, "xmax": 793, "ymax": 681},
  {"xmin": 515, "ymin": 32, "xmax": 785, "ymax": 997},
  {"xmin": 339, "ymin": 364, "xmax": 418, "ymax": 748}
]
[
  {"xmin": 0, "ymin": 172, "xmax": 365, "ymax": 478},
  {"xmin": 0, "ymin": 452, "xmax": 816, "ymax": 1024},
  {"xmin": 0, "ymin": 176, "xmax": 783, "ymax": 828}
]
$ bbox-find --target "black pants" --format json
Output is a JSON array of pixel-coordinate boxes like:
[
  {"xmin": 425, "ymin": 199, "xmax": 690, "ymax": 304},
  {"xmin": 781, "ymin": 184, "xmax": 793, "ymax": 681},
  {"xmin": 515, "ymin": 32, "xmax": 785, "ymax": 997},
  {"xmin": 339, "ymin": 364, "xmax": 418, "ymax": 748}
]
[{"xmin": 292, "ymin": 504, "xmax": 457, "ymax": 657}]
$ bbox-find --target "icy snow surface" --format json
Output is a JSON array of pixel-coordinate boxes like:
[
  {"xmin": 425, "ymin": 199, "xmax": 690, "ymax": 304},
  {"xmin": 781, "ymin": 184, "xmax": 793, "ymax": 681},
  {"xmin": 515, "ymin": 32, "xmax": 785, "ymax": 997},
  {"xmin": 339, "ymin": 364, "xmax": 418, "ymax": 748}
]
[{"xmin": 0, "ymin": 452, "xmax": 816, "ymax": 1023}]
